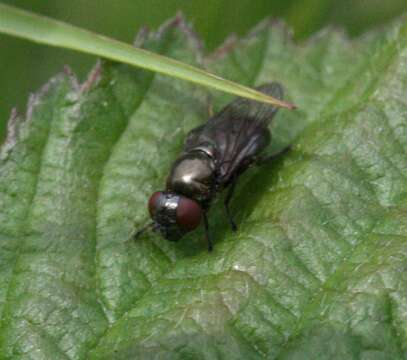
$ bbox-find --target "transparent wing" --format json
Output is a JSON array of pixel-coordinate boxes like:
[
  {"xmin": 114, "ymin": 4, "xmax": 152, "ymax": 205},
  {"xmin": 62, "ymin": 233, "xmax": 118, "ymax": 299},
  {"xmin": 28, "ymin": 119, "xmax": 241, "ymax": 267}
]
[
  {"xmin": 184, "ymin": 82, "xmax": 284, "ymax": 185},
  {"xmin": 207, "ymin": 82, "xmax": 283, "ymax": 129}
]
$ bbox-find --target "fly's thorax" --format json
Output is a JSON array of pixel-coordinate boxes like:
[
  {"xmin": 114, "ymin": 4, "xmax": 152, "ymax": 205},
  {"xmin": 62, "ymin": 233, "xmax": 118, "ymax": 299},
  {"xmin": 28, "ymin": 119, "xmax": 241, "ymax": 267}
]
[{"xmin": 167, "ymin": 150, "xmax": 216, "ymax": 202}]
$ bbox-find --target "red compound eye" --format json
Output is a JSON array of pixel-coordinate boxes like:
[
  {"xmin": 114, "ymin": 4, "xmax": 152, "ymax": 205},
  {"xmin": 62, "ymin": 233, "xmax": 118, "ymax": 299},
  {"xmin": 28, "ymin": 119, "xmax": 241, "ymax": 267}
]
[
  {"xmin": 176, "ymin": 196, "xmax": 202, "ymax": 231},
  {"xmin": 148, "ymin": 191, "xmax": 163, "ymax": 216}
]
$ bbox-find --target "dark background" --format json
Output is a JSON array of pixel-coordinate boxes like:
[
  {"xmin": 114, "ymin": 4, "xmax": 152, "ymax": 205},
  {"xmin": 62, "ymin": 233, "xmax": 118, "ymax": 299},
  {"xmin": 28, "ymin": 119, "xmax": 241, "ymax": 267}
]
[{"xmin": 1, "ymin": 0, "xmax": 406, "ymax": 140}]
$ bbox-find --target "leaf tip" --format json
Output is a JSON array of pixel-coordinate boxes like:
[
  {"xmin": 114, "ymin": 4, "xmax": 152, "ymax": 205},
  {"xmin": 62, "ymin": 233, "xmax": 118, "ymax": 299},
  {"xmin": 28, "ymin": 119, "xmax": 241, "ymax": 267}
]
[
  {"xmin": 283, "ymin": 100, "xmax": 297, "ymax": 110},
  {"xmin": 262, "ymin": 96, "xmax": 297, "ymax": 110}
]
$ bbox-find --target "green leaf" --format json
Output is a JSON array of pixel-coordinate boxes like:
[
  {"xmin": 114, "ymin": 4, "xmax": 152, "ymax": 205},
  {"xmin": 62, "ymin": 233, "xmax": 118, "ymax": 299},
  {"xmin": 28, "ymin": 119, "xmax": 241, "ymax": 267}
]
[
  {"xmin": 0, "ymin": 3, "xmax": 294, "ymax": 109},
  {"xmin": 1, "ymin": 14, "xmax": 407, "ymax": 359}
]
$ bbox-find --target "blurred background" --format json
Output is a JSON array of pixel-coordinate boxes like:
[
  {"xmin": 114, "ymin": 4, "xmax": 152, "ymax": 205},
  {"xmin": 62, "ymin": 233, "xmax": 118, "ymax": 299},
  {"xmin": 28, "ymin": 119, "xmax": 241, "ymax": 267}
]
[{"xmin": 1, "ymin": 0, "xmax": 407, "ymax": 141}]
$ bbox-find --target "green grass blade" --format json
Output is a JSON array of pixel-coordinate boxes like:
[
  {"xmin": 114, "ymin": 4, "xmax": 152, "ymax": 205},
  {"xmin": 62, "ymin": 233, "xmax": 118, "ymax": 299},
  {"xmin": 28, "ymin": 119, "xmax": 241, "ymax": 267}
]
[{"xmin": 0, "ymin": 3, "xmax": 296, "ymax": 109}]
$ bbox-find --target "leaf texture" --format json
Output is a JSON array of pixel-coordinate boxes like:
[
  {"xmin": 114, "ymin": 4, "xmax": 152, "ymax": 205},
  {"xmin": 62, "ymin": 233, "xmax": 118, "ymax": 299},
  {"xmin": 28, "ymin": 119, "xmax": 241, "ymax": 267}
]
[{"xmin": 0, "ymin": 15, "xmax": 407, "ymax": 360}]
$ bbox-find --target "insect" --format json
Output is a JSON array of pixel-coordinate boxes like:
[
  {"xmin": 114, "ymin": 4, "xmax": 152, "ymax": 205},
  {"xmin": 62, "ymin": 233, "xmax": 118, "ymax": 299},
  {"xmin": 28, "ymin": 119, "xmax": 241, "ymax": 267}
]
[{"xmin": 134, "ymin": 82, "xmax": 290, "ymax": 251}]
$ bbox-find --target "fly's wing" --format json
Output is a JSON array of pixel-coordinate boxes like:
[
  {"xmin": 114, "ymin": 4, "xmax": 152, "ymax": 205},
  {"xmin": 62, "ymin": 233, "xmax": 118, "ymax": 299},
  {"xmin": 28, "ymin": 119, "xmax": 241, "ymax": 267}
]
[{"xmin": 184, "ymin": 82, "xmax": 283, "ymax": 185}]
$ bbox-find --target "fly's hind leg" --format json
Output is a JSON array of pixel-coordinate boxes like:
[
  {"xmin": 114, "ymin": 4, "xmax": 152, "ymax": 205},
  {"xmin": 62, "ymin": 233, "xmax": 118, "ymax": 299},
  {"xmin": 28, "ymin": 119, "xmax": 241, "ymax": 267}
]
[
  {"xmin": 208, "ymin": 102, "xmax": 214, "ymax": 118},
  {"xmin": 205, "ymin": 93, "xmax": 214, "ymax": 117},
  {"xmin": 203, "ymin": 212, "xmax": 213, "ymax": 252},
  {"xmin": 224, "ymin": 179, "xmax": 238, "ymax": 232},
  {"xmin": 256, "ymin": 145, "xmax": 291, "ymax": 166}
]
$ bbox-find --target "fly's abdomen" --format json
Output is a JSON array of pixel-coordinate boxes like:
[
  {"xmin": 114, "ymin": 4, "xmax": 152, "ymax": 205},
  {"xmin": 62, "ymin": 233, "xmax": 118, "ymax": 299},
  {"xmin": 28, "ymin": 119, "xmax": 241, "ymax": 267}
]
[{"xmin": 166, "ymin": 151, "xmax": 216, "ymax": 202}]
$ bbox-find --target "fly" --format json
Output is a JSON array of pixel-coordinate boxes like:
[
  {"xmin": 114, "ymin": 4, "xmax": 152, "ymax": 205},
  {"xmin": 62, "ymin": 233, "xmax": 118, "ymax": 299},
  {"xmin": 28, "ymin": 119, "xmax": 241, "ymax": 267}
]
[{"xmin": 134, "ymin": 82, "xmax": 291, "ymax": 251}]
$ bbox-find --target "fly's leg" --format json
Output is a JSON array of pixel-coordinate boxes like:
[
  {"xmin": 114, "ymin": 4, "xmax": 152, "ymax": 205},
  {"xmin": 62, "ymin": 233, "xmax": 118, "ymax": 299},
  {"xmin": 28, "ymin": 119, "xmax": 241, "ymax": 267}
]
[
  {"xmin": 256, "ymin": 145, "xmax": 291, "ymax": 166},
  {"xmin": 203, "ymin": 212, "xmax": 213, "ymax": 252},
  {"xmin": 224, "ymin": 179, "xmax": 238, "ymax": 232},
  {"xmin": 132, "ymin": 222, "xmax": 154, "ymax": 240},
  {"xmin": 208, "ymin": 103, "xmax": 214, "ymax": 117},
  {"xmin": 206, "ymin": 93, "xmax": 214, "ymax": 117}
]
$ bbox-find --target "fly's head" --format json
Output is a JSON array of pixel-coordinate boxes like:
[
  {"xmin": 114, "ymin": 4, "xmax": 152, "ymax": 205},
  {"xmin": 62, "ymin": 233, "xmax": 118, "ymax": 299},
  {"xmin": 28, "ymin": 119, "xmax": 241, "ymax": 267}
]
[{"xmin": 147, "ymin": 191, "xmax": 202, "ymax": 241}]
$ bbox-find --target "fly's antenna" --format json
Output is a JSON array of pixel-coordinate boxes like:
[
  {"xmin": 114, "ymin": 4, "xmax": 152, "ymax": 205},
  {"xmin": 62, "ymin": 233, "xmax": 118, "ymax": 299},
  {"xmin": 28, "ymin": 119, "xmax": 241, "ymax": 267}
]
[{"xmin": 132, "ymin": 221, "xmax": 155, "ymax": 241}]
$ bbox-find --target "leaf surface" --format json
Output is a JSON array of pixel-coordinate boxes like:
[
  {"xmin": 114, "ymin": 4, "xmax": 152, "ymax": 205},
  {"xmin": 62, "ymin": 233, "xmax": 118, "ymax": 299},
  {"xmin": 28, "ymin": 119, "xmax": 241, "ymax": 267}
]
[{"xmin": 1, "ymin": 15, "xmax": 407, "ymax": 360}]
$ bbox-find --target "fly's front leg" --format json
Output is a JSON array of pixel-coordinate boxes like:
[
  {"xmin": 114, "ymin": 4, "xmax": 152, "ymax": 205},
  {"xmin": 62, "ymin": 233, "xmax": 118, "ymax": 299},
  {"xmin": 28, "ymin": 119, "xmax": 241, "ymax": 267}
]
[
  {"xmin": 224, "ymin": 179, "xmax": 238, "ymax": 232},
  {"xmin": 203, "ymin": 212, "xmax": 213, "ymax": 252},
  {"xmin": 132, "ymin": 221, "xmax": 154, "ymax": 240},
  {"xmin": 256, "ymin": 145, "xmax": 291, "ymax": 166}
]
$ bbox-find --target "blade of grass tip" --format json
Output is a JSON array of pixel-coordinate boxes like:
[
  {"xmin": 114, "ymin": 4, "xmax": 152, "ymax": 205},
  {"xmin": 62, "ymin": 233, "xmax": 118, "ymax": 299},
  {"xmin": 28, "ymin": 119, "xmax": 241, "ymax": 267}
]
[{"xmin": 0, "ymin": 3, "xmax": 296, "ymax": 109}]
